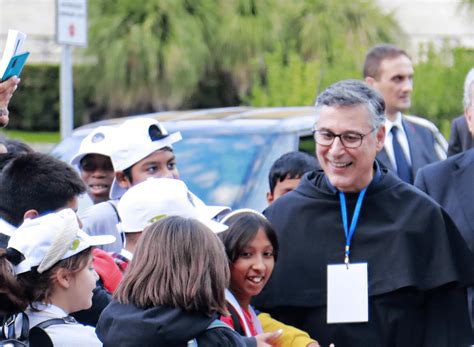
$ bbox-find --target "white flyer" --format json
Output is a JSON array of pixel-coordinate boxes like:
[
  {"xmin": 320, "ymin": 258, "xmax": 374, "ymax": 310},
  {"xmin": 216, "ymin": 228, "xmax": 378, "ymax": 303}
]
[{"xmin": 327, "ymin": 263, "xmax": 369, "ymax": 323}]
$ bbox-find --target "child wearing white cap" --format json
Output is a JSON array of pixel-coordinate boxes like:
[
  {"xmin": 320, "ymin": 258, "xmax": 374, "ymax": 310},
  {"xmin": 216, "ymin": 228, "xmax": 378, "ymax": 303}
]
[
  {"xmin": 111, "ymin": 177, "xmax": 229, "ymax": 271},
  {"xmin": 0, "ymin": 209, "xmax": 114, "ymax": 346},
  {"xmin": 70, "ymin": 125, "xmax": 116, "ymax": 206},
  {"xmin": 80, "ymin": 117, "xmax": 182, "ymax": 254},
  {"xmin": 70, "ymin": 125, "xmax": 123, "ymax": 253}
]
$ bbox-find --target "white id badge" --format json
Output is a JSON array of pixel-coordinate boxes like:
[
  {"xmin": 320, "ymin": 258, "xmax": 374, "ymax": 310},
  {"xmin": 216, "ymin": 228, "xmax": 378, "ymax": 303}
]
[{"xmin": 327, "ymin": 263, "xmax": 368, "ymax": 323}]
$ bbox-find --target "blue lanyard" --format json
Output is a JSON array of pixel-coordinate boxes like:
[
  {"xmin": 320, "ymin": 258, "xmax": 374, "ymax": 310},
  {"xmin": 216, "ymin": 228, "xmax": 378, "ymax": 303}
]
[{"xmin": 339, "ymin": 187, "xmax": 368, "ymax": 266}]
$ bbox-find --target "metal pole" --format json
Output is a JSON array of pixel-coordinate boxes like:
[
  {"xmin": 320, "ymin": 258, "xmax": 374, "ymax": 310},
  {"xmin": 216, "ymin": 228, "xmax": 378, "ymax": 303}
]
[{"xmin": 60, "ymin": 45, "xmax": 74, "ymax": 139}]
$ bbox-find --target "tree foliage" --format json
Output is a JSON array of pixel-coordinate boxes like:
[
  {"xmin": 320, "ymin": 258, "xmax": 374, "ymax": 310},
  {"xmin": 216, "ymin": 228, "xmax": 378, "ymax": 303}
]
[
  {"xmin": 84, "ymin": 0, "xmax": 402, "ymax": 116},
  {"xmin": 248, "ymin": 0, "xmax": 403, "ymax": 107},
  {"xmin": 86, "ymin": 0, "xmax": 279, "ymax": 115},
  {"xmin": 87, "ymin": 0, "xmax": 216, "ymax": 114},
  {"xmin": 411, "ymin": 43, "xmax": 474, "ymax": 137}
]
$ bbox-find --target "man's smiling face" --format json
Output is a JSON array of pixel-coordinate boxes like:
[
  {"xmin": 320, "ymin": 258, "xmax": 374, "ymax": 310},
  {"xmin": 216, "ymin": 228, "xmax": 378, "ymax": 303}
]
[{"xmin": 315, "ymin": 104, "xmax": 385, "ymax": 192}]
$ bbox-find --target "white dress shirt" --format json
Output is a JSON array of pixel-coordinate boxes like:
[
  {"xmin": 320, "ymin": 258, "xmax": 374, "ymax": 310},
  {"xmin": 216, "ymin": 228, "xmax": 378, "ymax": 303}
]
[{"xmin": 384, "ymin": 113, "xmax": 412, "ymax": 170}]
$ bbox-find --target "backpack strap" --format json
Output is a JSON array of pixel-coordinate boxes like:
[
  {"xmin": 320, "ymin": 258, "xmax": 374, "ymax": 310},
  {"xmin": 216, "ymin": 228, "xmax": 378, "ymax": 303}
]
[
  {"xmin": 187, "ymin": 319, "xmax": 232, "ymax": 347},
  {"xmin": 226, "ymin": 304, "xmax": 245, "ymax": 335},
  {"xmin": 207, "ymin": 319, "xmax": 232, "ymax": 330},
  {"xmin": 108, "ymin": 200, "xmax": 124, "ymax": 244},
  {"xmin": 1, "ymin": 312, "xmax": 29, "ymax": 345},
  {"xmin": 108, "ymin": 200, "xmax": 121, "ymax": 222},
  {"xmin": 29, "ymin": 316, "xmax": 75, "ymax": 347}
]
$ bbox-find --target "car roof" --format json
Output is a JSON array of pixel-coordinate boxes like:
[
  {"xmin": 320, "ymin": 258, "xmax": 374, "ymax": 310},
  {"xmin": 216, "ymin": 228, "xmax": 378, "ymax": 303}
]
[{"xmin": 72, "ymin": 106, "xmax": 316, "ymax": 136}]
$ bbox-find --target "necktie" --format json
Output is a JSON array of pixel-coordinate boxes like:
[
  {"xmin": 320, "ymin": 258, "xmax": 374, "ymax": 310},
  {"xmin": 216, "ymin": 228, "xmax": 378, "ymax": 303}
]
[{"xmin": 391, "ymin": 126, "xmax": 413, "ymax": 183}]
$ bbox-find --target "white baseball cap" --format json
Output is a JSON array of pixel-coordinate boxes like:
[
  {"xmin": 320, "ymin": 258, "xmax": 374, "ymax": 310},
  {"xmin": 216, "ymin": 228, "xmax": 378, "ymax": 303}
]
[
  {"xmin": 109, "ymin": 117, "xmax": 182, "ymax": 200},
  {"xmin": 8, "ymin": 209, "xmax": 115, "ymax": 275},
  {"xmin": 117, "ymin": 178, "xmax": 229, "ymax": 234},
  {"xmin": 70, "ymin": 125, "xmax": 117, "ymax": 166},
  {"xmin": 0, "ymin": 218, "xmax": 16, "ymax": 237}
]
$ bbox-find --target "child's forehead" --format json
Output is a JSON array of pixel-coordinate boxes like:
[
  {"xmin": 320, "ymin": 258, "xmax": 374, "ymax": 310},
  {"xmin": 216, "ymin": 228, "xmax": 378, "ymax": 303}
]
[
  {"xmin": 279, "ymin": 173, "xmax": 302, "ymax": 182},
  {"xmin": 133, "ymin": 148, "xmax": 175, "ymax": 165},
  {"xmin": 242, "ymin": 229, "xmax": 273, "ymax": 247}
]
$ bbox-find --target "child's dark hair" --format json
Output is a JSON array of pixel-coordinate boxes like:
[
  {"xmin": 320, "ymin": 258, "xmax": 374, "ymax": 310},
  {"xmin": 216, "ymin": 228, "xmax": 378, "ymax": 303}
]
[
  {"xmin": 0, "ymin": 247, "xmax": 92, "ymax": 316},
  {"xmin": 0, "ymin": 152, "xmax": 86, "ymax": 226},
  {"xmin": 219, "ymin": 209, "xmax": 279, "ymax": 263},
  {"xmin": 268, "ymin": 151, "xmax": 319, "ymax": 194},
  {"xmin": 121, "ymin": 146, "xmax": 173, "ymax": 183},
  {"xmin": 0, "ymin": 137, "xmax": 33, "ymax": 155}
]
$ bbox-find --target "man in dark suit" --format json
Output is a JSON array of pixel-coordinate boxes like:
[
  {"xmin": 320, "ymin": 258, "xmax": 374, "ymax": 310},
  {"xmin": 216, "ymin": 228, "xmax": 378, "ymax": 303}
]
[
  {"xmin": 364, "ymin": 44, "xmax": 447, "ymax": 183},
  {"xmin": 448, "ymin": 69, "xmax": 474, "ymax": 156},
  {"xmin": 448, "ymin": 116, "xmax": 473, "ymax": 156},
  {"xmin": 415, "ymin": 67, "xmax": 474, "ymax": 326}
]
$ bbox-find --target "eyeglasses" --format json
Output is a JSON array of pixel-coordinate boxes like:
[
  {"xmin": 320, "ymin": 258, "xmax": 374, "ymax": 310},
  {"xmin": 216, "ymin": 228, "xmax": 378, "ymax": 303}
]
[{"xmin": 312, "ymin": 128, "xmax": 376, "ymax": 148}]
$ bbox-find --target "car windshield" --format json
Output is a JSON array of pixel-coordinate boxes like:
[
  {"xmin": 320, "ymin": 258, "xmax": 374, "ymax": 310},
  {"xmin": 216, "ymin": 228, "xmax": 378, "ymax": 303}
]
[
  {"xmin": 174, "ymin": 133, "xmax": 269, "ymax": 207},
  {"xmin": 51, "ymin": 131, "xmax": 273, "ymax": 209}
]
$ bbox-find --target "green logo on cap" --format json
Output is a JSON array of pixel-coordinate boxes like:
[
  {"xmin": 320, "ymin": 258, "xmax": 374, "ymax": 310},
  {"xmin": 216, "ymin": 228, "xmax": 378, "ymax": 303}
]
[
  {"xmin": 148, "ymin": 214, "xmax": 167, "ymax": 224},
  {"xmin": 70, "ymin": 239, "xmax": 80, "ymax": 250}
]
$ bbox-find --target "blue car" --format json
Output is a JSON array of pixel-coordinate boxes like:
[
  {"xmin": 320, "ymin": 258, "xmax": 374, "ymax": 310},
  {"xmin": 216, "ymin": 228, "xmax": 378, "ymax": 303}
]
[{"xmin": 51, "ymin": 106, "xmax": 317, "ymax": 212}]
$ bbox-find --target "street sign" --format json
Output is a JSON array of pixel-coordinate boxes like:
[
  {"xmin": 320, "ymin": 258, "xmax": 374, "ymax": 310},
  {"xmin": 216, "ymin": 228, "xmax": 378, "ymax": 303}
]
[{"xmin": 56, "ymin": 0, "xmax": 87, "ymax": 47}]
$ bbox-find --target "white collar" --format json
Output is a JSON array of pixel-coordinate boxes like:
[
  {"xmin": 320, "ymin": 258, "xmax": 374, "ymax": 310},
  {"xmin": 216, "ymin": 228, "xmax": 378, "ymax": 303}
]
[
  {"xmin": 120, "ymin": 248, "xmax": 133, "ymax": 260},
  {"xmin": 31, "ymin": 302, "xmax": 69, "ymax": 317},
  {"xmin": 384, "ymin": 112, "xmax": 404, "ymax": 135}
]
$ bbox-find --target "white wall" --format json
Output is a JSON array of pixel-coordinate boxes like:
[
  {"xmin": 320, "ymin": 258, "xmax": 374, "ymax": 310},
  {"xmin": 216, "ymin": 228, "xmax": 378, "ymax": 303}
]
[
  {"xmin": 1, "ymin": 0, "xmax": 474, "ymax": 64},
  {"xmin": 1, "ymin": 0, "xmax": 62, "ymax": 63},
  {"xmin": 376, "ymin": 0, "xmax": 474, "ymax": 51}
]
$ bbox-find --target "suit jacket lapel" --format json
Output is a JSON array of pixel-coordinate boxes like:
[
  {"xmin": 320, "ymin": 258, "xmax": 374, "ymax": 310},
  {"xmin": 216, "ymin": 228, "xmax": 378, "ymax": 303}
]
[
  {"xmin": 453, "ymin": 150, "xmax": 474, "ymax": 233},
  {"xmin": 376, "ymin": 148, "xmax": 393, "ymax": 170},
  {"xmin": 402, "ymin": 119, "xmax": 422, "ymax": 175}
]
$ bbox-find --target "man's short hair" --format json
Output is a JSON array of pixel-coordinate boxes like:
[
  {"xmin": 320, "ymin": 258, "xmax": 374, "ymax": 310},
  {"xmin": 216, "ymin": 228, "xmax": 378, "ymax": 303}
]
[
  {"xmin": 463, "ymin": 68, "xmax": 474, "ymax": 108},
  {"xmin": 363, "ymin": 44, "xmax": 411, "ymax": 79},
  {"xmin": 314, "ymin": 79, "xmax": 386, "ymax": 130},
  {"xmin": 268, "ymin": 151, "xmax": 319, "ymax": 193},
  {"xmin": 0, "ymin": 152, "xmax": 86, "ymax": 226}
]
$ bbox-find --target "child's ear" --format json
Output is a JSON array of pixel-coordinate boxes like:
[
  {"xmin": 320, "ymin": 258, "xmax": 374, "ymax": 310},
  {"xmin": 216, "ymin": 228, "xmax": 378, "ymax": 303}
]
[
  {"xmin": 266, "ymin": 192, "xmax": 274, "ymax": 205},
  {"xmin": 55, "ymin": 268, "xmax": 71, "ymax": 289},
  {"xmin": 116, "ymin": 171, "xmax": 132, "ymax": 189},
  {"xmin": 23, "ymin": 209, "xmax": 39, "ymax": 221}
]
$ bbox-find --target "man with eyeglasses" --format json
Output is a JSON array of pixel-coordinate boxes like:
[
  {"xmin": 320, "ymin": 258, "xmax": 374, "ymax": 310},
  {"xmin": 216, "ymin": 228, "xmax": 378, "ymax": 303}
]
[
  {"xmin": 253, "ymin": 79, "xmax": 474, "ymax": 347},
  {"xmin": 364, "ymin": 44, "xmax": 447, "ymax": 184}
]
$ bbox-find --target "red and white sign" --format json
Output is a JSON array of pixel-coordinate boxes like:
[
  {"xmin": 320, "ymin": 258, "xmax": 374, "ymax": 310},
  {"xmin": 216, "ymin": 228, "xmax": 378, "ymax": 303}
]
[{"xmin": 56, "ymin": 0, "xmax": 87, "ymax": 46}]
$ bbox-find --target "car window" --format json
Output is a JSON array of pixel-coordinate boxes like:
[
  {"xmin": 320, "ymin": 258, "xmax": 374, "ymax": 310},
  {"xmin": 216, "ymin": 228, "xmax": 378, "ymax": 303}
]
[
  {"xmin": 298, "ymin": 135, "xmax": 315, "ymax": 155},
  {"xmin": 173, "ymin": 133, "xmax": 270, "ymax": 208}
]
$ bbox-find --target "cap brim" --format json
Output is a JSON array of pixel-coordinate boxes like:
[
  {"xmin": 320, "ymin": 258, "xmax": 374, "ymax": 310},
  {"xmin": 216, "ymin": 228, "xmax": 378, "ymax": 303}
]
[
  {"xmin": 70, "ymin": 153, "xmax": 86, "ymax": 166},
  {"xmin": 197, "ymin": 205, "xmax": 231, "ymax": 221},
  {"xmin": 0, "ymin": 219, "xmax": 16, "ymax": 237},
  {"xmin": 199, "ymin": 218, "xmax": 228, "ymax": 234},
  {"xmin": 110, "ymin": 179, "xmax": 127, "ymax": 200},
  {"xmin": 82, "ymin": 231, "xmax": 116, "ymax": 246},
  {"xmin": 70, "ymin": 149, "xmax": 112, "ymax": 166}
]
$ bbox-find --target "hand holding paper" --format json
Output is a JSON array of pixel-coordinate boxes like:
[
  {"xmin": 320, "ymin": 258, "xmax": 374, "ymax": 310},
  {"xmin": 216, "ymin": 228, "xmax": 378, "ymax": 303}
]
[
  {"xmin": 0, "ymin": 30, "xmax": 26, "ymax": 126},
  {"xmin": 0, "ymin": 29, "xmax": 28, "ymax": 81}
]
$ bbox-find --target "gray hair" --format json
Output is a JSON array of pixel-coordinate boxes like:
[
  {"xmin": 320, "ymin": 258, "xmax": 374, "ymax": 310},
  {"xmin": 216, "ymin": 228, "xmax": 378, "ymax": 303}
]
[
  {"xmin": 314, "ymin": 79, "xmax": 386, "ymax": 130},
  {"xmin": 463, "ymin": 68, "xmax": 474, "ymax": 108}
]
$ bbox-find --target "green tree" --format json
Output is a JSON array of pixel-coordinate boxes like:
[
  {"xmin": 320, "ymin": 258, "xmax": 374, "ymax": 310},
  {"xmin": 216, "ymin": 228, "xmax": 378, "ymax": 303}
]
[
  {"xmin": 248, "ymin": 0, "xmax": 403, "ymax": 106},
  {"xmin": 86, "ymin": 0, "xmax": 278, "ymax": 115},
  {"xmin": 410, "ymin": 44, "xmax": 474, "ymax": 137},
  {"xmin": 86, "ymin": 0, "xmax": 216, "ymax": 114}
]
